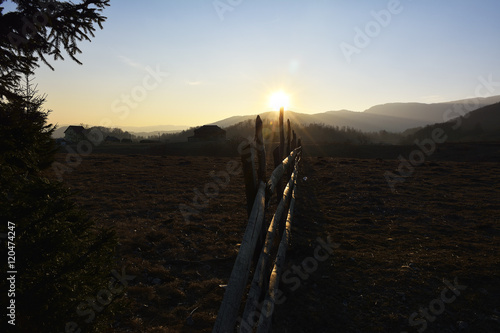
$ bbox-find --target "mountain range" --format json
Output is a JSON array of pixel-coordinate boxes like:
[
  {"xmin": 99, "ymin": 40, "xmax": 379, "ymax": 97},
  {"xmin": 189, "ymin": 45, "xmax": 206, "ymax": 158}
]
[
  {"xmin": 52, "ymin": 95, "xmax": 500, "ymax": 137},
  {"xmin": 406, "ymin": 100, "xmax": 500, "ymax": 143},
  {"xmin": 210, "ymin": 95, "xmax": 500, "ymax": 132}
]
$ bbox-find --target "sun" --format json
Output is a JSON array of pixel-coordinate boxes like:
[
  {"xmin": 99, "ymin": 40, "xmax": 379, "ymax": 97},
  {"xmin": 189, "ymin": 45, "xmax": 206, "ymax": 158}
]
[{"xmin": 269, "ymin": 90, "xmax": 290, "ymax": 111}]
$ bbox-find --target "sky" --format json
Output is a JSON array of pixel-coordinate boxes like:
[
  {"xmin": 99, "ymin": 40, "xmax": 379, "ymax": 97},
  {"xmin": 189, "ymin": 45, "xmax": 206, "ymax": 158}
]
[{"xmin": 10, "ymin": 0, "xmax": 500, "ymax": 128}]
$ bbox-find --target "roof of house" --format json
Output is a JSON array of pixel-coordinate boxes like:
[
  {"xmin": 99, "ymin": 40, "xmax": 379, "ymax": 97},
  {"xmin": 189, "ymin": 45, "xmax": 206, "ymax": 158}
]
[
  {"xmin": 64, "ymin": 125, "xmax": 86, "ymax": 134},
  {"xmin": 193, "ymin": 125, "xmax": 226, "ymax": 136}
]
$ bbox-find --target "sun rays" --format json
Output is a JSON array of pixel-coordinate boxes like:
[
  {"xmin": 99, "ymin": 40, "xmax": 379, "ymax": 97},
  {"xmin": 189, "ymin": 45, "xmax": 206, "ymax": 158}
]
[{"xmin": 268, "ymin": 90, "xmax": 290, "ymax": 111}]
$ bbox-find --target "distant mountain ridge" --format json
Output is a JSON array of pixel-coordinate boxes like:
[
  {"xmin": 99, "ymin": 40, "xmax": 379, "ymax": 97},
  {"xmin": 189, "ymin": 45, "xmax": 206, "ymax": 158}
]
[
  {"xmin": 210, "ymin": 95, "xmax": 500, "ymax": 133},
  {"xmin": 406, "ymin": 101, "xmax": 500, "ymax": 143},
  {"xmin": 364, "ymin": 95, "xmax": 500, "ymax": 121}
]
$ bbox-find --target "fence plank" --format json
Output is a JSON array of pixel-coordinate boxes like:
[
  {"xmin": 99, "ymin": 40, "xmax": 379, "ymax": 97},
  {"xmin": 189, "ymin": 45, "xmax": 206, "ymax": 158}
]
[
  {"xmin": 214, "ymin": 116, "xmax": 302, "ymax": 332},
  {"xmin": 240, "ymin": 171, "xmax": 296, "ymax": 331},
  {"xmin": 267, "ymin": 148, "xmax": 299, "ymax": 195},
  {"xmin": 213, "ymin": 182, "xmax": 266, "ymax": 333},
  {"xmin": 257, "ymin": 194, "xmax": 296, "ymax": 333},
  {"xmin": 257, "ymin": 158, "xmax": 299, "ymax": 332}
]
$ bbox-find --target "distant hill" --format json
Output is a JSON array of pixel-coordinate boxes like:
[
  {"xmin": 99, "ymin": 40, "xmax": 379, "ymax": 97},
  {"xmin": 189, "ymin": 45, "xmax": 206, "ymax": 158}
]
[
  {"xmin": 52, "ymin": 95, "xmax": 500, "ymax": 138},
  {"xmin": 210, "ymin": 95, "xmax": 500, "ymax": 133},
  {"xmin": 210, "ymin": 110, "xmax": 418, "ymax": 132},
  {"xmin": 126, "ymin": 129, "xmax": 186, "ymax": 138},
  {"xmin": 51, "ymin": 124, "xmax": 188, "ymax": 138},
  {"xmin": 405, "ymin": 101, "xmax": 500, "ymax": 143},
  {"xmin": 364, "ymin": 95, "xmax": 500, "ymax": 122},
  {"xmin": 121, "ymin": 124, "xmax": 189, "ymax": 133}
]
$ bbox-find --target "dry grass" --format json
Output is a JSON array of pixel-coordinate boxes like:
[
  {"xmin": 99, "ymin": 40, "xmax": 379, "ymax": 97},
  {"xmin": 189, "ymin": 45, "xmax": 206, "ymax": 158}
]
[
  {"xmin": 48, "ymin": 153, "xmax": 250, "ymax": 332},
  {"xmin": 46, "ymin": 148, "xmax": 500, "ymax": 332},
  {"xmin": 273, "ymin": 157, "xmax": 500, "ymax": 332}
]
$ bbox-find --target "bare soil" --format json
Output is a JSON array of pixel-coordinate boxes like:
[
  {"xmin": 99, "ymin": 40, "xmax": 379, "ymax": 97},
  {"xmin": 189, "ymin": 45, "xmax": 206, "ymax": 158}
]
[{"xmin": 46, "ymin": 146, "xmax": 500, "ymax": 333}]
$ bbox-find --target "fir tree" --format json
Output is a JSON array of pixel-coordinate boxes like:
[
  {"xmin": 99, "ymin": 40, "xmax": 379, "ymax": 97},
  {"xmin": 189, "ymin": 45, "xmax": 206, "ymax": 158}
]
[
  {"xmin": 1, "ymin": 0, "xmax": 110, "ymax": 100},
  {"xmin": 0, "ymin": 1, "xmax": 121, "ymax": 331}
]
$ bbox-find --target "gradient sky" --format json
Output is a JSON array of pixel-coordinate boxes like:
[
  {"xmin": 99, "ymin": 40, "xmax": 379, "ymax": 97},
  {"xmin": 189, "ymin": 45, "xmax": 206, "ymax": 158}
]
[{"xmin": 18, "ymin": 0, "xmax": 500, "ymax": 128}]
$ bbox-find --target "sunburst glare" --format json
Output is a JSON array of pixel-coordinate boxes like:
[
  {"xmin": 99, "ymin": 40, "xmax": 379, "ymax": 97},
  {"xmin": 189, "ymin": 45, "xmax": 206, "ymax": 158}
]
[{"xmin": 269, "ymin": 91, "xmax": 290, "ymax": 111}]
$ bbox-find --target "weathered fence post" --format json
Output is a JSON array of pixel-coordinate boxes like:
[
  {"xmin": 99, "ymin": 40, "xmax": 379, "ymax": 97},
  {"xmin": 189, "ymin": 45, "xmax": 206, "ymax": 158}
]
[
  {"xmin": 241, "ymin": 140, "xmax": 257, "ymax": 217},
  {"xmin": 286, "ymin": 119, "xmax": 291, "ymax": 156},
  {"xmin": 214, "ymin": 112, "xmax": 303, "ymax": 333},
  {"xmin": 255, "ymin": 116, "xmax": 266, "ymax": 182},
  {"xmin": 279, "ymin": 107, "xmax": 285, "ymax": 161},
  {"xmin": 254, "ymin": 115, "xmax": 267, "ymax": 263},
  {"xmin": 273, "ymin": 108, "xmax": 286, "ymax": 203}
]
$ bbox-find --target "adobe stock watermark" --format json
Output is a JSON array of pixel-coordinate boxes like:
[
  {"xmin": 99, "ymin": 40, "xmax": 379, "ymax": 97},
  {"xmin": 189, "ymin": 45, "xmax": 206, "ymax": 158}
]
[
  {"xmin": 51, "ymin": 65, "xmax": 168, "ymax": 182},
  {"xmin": 109, "ymin": 65, "xmax": 168, "ymax": 121},
  {"xmin": 340, "ymin": 0, "xmax": 407, "ymax": 64},
  {"xmin": 237, "ymin": 236, "xmax": 340, "ymax": 331},
  {"xmin": 213, "ymin": 0, "xmax": 243, "ymax": 21},
  {"xmin": 385, "ymin": 74, "xmax": 500, "ymax": 193},
  {"xmin": 62, "ymin": 267, "xmax": 136, "ymax": 333},
  {"xmin": 178, "ymin": 159, "xmax": 242, "ymax": 223},
  {"xmin": 178, "ymin": 135, "xmax": 261, "ymax": 223},
  {"xmin": 402, "ymin": 277, "xmax": 467, "ymax": 333}
]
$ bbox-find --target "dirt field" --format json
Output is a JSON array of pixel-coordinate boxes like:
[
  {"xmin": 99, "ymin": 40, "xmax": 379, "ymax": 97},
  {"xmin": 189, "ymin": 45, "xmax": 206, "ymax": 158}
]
[{"xmin": 46, "ymin": 145, "xmax": 500, "ymax": 333}]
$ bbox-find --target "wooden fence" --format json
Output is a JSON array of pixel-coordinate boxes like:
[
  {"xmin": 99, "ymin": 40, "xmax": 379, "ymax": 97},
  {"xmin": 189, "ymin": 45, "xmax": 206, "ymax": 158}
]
[{"xmin": 213, "ymin": 108, "xmax": 302, "ymax": 333}]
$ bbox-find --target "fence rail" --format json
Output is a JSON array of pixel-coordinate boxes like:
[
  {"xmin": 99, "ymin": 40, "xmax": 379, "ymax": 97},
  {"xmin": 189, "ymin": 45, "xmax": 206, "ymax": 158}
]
[{"xmin": 213, "ymin": 108, "xmax": 302, "ymax": 333}]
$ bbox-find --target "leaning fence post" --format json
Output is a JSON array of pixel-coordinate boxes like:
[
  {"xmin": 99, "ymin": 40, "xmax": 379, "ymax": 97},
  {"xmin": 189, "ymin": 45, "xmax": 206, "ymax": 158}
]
[{"xmin": 292, "ymin": 130, "xmax": 297, "ymax": 151}]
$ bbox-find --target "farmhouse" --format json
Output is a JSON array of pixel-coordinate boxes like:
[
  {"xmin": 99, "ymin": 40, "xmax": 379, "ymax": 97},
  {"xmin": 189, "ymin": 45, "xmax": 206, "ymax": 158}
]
[
  {"xmin": 188, "ymin": 125, "xmax": 226, "ymax": 142},
  {"xmin": 64, "ymin": 125, "xmax": 87, "ymax": 143}
]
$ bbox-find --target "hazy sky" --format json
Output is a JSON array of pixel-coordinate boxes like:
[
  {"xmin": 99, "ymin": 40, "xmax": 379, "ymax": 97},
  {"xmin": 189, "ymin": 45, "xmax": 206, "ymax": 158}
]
[{"xmin": 22, "ymin": 0, "xmax": 500, "ymax": 128}]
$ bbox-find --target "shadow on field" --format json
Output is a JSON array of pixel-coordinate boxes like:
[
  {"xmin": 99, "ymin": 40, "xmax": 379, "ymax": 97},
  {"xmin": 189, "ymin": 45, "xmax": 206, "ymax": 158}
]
[
  {"xmin": 272, "ymin": 158, "xmax": 354, "ymax": 332},
  {"xmin": 273, "ymin": 156, "xmax": 500, "ymax": 333}
]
